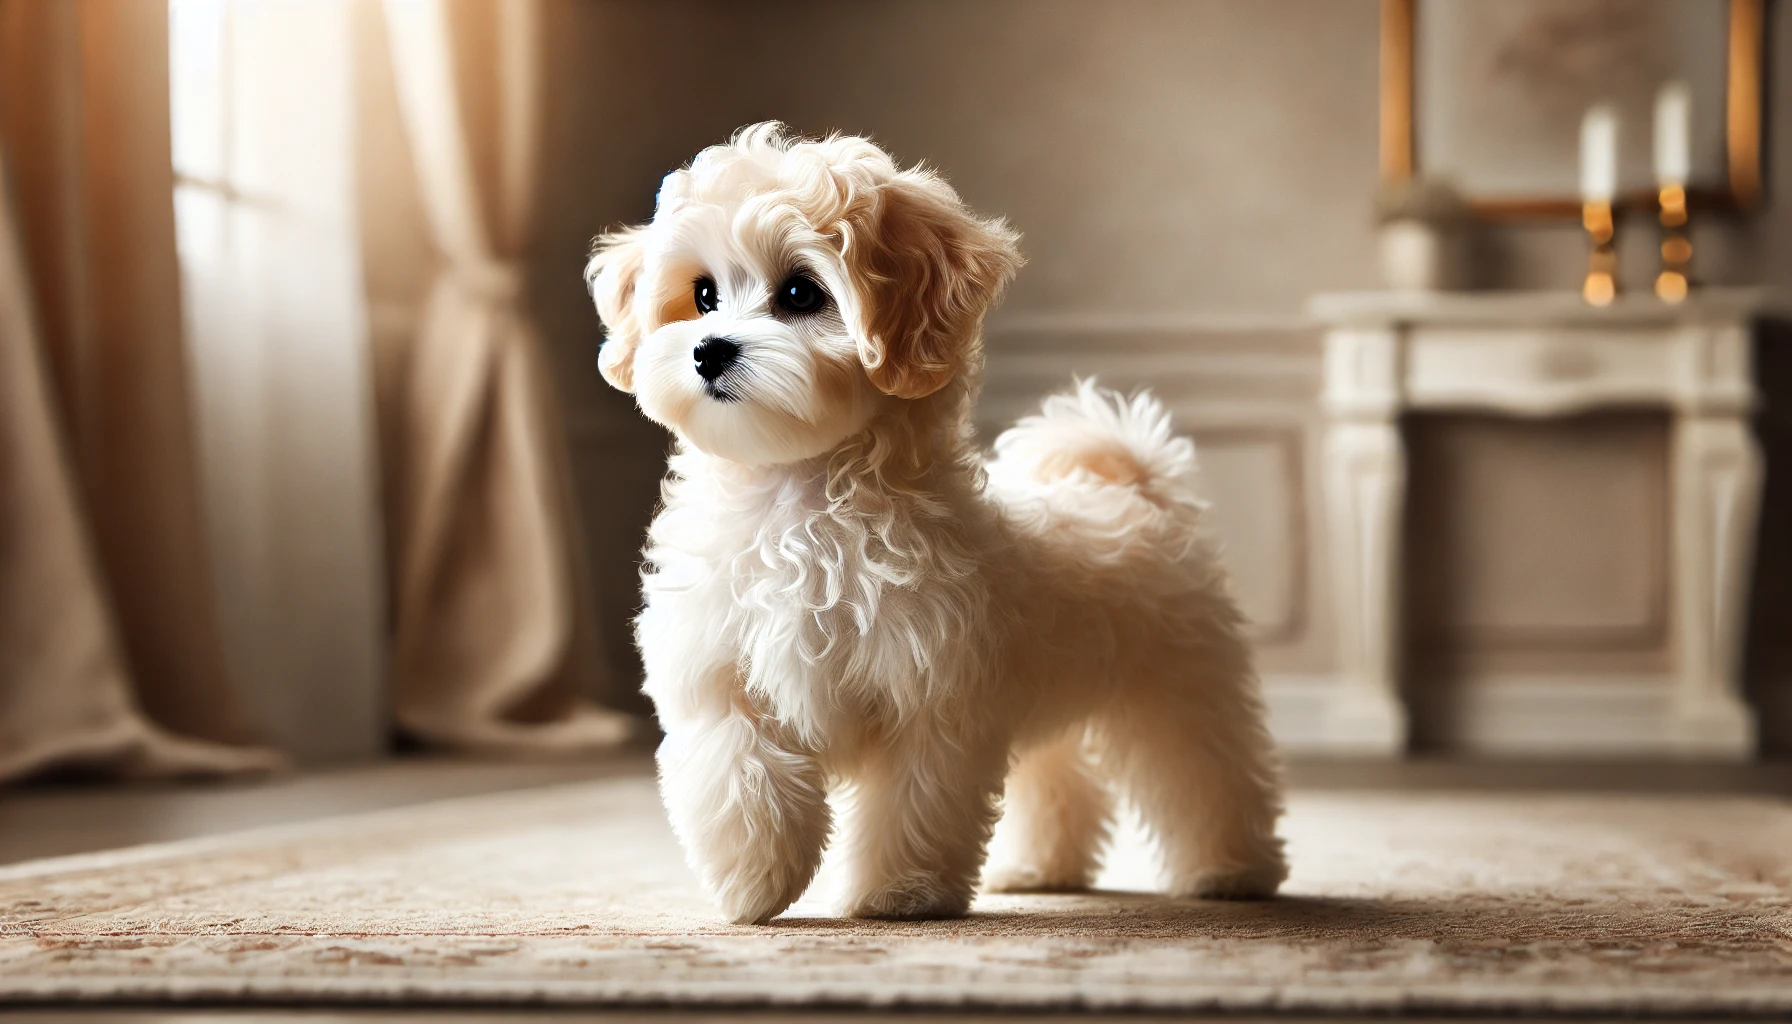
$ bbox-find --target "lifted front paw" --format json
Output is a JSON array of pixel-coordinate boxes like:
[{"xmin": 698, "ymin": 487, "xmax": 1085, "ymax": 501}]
[
  {"xmin": 702, "ymin": 834, "xmax": 826, "ymax": 925},
  {"xmin": 715, "ymin": 872, "xmax": 808, "ymax": 925}
]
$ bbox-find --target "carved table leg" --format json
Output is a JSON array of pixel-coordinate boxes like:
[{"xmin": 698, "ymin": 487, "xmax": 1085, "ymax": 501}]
[
  {"xmin": 1670, "ymin": 413, "xmax": 1762, "ymax": 758},
  {"xmin": 1321, "ymin": 329, "xmax": 1409, "ymax": 755}
]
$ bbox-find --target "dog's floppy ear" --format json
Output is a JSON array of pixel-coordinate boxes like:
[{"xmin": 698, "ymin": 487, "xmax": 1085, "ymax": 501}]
[
  {"xmin": 839, "ymin": 172, "xmax": 1023, "ymax": 400},
  {"xmin": 586, "ymin": 227, "xmax": 648, "ymax": 393}
]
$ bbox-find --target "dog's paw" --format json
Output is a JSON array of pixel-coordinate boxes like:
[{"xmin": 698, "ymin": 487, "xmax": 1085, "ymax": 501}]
[
  {"xmin": 715, "ymin": 875, "xmax": 806, "ymax": 925},
  {"xmin": 1168, "ymin": 857, "xmax": 1288, "ymax": 901},
  {"xmin": 842, "ymin": 873, "xmax": 973, "ymax": 920},
  {"xmin": 706, "ymin": 846, "xmax": 821, "ymax": 925},
  {"xmin": 981, "ymin": 861, "xmax": 1093, "ymax": 894}
]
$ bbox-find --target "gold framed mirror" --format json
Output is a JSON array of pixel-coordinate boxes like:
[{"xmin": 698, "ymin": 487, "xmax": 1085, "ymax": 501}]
[{"xmin": 1381, "ymin": 0, "xmax": 1763, "ymax": 220}]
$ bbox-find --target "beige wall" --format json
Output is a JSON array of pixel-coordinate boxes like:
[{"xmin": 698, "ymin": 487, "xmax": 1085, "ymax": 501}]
[
  {"xmin": 535, "ymin": 0, "xmax": 1792, "ymax": 316},
  {"xmin": 409, "ymin": 0, "xmax": 1792, "ymax": 740},
  {"xmin": 535, "ymin": 0, "xmax": 1386, "ymax": 320}
]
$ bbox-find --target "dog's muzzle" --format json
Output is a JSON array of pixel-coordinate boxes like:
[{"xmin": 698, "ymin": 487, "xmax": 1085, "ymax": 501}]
[{"xmin": 693, "ymin": 336, "xmax": 741, "ymax": 401}]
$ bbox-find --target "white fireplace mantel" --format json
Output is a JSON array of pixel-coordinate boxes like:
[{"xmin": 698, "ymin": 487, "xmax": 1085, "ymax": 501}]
[{"xmin": 1308, "ymin": 288, "xmax": 1787, "ymax": 759}]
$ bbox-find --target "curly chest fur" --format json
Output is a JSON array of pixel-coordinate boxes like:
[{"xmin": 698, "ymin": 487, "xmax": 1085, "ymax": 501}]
[{"xmin": 638, "ymin": 451, "xmax": 994, "ymax": 740}]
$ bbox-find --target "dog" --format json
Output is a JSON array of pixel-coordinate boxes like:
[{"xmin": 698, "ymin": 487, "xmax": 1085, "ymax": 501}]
[{"xmin": 586, "ymin": 123, "xmax": 1286, "ymax": 924}]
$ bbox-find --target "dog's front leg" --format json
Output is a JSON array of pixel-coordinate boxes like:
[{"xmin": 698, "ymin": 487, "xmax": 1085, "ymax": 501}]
[
  {"xmin": 835, "ymin": 724, "xmax": 1009, "ymax": 919},
  {"xmin": 656, "ymin": 686, "xmax": 831, "ymax": 925}
]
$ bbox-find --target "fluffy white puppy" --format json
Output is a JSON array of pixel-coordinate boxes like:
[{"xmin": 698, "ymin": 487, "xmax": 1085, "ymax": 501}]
[{"xmin": 587, "ymin": 123, "xmax": 1285, "ymax": 924}]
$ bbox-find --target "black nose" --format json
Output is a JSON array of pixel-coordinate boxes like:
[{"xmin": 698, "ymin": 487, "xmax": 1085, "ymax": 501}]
[{"xmin": 693, "ymin": 337, "xmax": 739, "ymax": 382}]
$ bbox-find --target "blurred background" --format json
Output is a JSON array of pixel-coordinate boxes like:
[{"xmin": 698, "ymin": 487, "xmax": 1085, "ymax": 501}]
[{"xmin": 2, "ymin": 0, "xmax": 1789, "ymax": 790}]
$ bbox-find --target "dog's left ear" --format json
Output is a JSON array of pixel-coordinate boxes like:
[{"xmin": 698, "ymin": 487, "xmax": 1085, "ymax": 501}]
[
  {"xmin": 839, "ymin": 172, "xmax": 1023, "ymax": 400},
  {"xmin": 586, "ymin": 227, "xmax": 648, "ymax": 393}
]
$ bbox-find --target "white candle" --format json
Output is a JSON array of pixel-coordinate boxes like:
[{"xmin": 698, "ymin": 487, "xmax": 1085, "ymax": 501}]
[
  {"xmin": 1654, "ymin": 81, "xmax": 1691, "ymax": 185},
  {"xmin": 1581, "ymin": 104, "xmax": 1618, "ymax": 203}
]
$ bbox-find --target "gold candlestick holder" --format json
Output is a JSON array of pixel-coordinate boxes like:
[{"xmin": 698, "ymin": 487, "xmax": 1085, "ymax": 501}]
[
  {"xmin": 1655, "ymin": 183, "xmax": 1691, "ymax": 303},
  {"xmin": 1582, "ymin": 199, "xmax": 1617, "ymax": 307}
]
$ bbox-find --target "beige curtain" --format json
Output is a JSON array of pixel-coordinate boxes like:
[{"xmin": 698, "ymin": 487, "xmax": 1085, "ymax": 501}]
[
  {"xmin": 379, "ymin": 0, "xmax": 631, "ymax": 752},
  {"xmin": 0, "ymin": 0, "xmax": 280, "ymax": 781},
  {"xmin": 173, "ymin": 0, "xmax": 388, "ymax": 761}
]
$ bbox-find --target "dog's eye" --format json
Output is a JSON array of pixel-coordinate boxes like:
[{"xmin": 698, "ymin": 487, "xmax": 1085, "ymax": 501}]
[
  {"xmin": 693, "ymin": 276, "xmax": 719, "ymax": 315},
  {"xmin": 776, "ymin": 274, "xmax": 826, "ymax": 315}
]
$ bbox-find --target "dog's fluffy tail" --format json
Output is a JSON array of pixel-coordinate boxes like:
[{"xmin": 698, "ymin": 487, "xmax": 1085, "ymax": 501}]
[{"xmin": 985, "ymin": 379, "xmax": 1212, "ymax": 568}]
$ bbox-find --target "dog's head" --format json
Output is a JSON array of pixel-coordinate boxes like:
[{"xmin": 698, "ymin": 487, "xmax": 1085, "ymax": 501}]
[{"xmin": 586, "ymin": 123, "xmax": 1023, "ymax": 466}]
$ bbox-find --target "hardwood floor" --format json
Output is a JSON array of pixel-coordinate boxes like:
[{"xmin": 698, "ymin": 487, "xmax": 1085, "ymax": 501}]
[{"xmin": 0, "ymin": 755, "xmax": 646, "ymax": 867}]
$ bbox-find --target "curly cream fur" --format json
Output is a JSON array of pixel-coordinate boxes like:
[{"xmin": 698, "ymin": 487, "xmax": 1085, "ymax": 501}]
[{"xmin": 589, "ymin": 124, "xmax": 1285, "ymax": 924}]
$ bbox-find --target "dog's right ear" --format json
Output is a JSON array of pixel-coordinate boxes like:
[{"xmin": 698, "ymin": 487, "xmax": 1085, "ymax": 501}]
[{"xmin": 586, "ymin": 227, "xmax": 648, "ymax": 393}]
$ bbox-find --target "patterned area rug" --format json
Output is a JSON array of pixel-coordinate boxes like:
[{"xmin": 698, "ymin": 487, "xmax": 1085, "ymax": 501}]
[{"xmin": 3, "ymin": 772, "xmax": 1790, "ymax": 1014}]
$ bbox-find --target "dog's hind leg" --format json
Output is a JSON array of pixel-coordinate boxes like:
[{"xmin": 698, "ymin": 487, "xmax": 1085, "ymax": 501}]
[
  {"xmin": 983, "ymin": 728, "xmax": 1112, "ymax": 892},
  {"xmin": 1095, "ymin": 633, "xmax": 1287, "ymax": 900},
  {"xmin": 835, "ymin": 726, "xmax": 1009, "ymax": 919}
]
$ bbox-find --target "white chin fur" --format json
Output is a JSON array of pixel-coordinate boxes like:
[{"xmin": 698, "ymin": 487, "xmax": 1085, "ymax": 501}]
[{"xmin": 633, "ymin": 318, "xmax": 878, "ymax": 466}]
